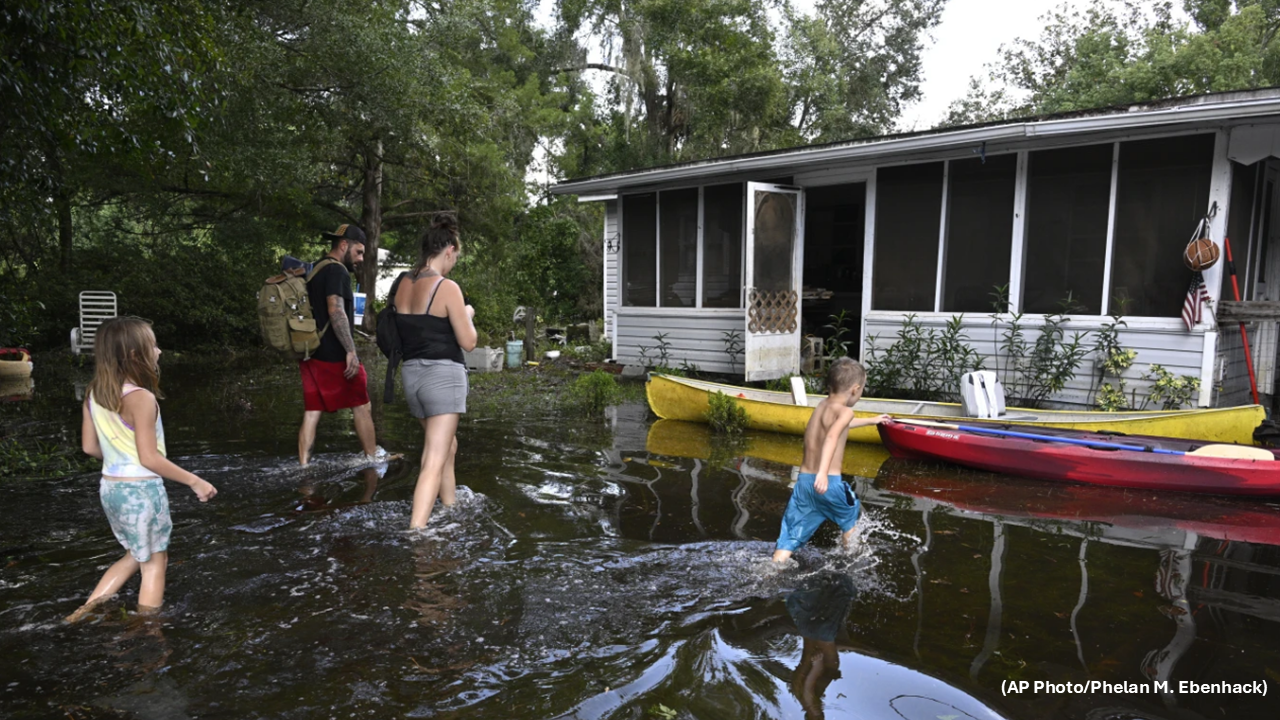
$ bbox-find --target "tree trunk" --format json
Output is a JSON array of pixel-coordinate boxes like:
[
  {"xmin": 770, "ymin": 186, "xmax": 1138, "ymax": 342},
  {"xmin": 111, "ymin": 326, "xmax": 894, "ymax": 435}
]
[
  {"xmin": 50, "ymin": 150, "xmax": 73, "ymax": 271},
  {"xmin": 359, "ymin": 139, "xmax": 383, "ymax": 332},
  {"xmin": 57, "ymin": 191, "xmax": 73, "ymax": 272}
]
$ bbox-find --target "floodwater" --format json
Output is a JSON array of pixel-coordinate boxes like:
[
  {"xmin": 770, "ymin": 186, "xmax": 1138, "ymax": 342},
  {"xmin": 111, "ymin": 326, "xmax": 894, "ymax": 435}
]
[{"xmin": 3, "ymin": 355, "xmax": 1280, "ymax": 719}]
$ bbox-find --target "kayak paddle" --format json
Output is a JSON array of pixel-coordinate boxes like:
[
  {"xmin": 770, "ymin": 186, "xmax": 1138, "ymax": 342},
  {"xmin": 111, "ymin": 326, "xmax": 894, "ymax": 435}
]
[{"xmin": 893, "ymin": 419, "xmax": 1274, "ymax": 461}]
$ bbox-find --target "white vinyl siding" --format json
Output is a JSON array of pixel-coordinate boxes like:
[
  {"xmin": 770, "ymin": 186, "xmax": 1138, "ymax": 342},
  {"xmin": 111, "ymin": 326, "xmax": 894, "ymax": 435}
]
[
  {"xmin": 604, "ymin": 200, "xmax": 619, "ymax": 344},
  {"xmin": 614, "ymin": 310, "xmax": 744, "ymax": 374},
  {"xmin": 864, "ymin": 313, "xmax": 1205, "ymax": 408}
]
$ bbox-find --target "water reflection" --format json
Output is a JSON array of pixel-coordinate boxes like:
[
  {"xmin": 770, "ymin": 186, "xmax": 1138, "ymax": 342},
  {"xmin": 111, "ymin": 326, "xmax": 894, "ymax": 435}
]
[
  {"xmin": 0, "ymin": 375, "xmax": 33, "ymax": 401},
  {"xmin": 785, "ymin": 573, "xmax": 855, "ymax": 719},
  {"xmin": 641, "ymin": 419, "xmax": 1280, "ymax": 719}
]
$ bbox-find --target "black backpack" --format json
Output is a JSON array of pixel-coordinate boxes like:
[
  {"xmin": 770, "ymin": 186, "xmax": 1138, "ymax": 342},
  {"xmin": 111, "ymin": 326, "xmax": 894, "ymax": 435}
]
[{"xmin": 375, "ymin": 272, "xmax": 410, "ymax": 403}]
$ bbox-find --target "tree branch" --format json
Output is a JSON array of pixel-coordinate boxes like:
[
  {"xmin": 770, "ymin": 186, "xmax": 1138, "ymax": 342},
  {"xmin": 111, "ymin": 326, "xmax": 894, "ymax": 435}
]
[
  {"xmin": 382, "ymin": 210, "xmax": 451, "ymax": 230},
  {"xmin": 552, "ymin": 63, "xmax": 628, "ymax": 76},
  {"xmin": 313, "ymin": 200, "xmax": 361, "ymax": 224}
]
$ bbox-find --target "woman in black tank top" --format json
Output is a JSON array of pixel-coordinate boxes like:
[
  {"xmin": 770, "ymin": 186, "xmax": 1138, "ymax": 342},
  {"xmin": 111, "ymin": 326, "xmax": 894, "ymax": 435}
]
[{"xmin": 394, "ymin": 213, "xmax": 477, "ymax": 530}]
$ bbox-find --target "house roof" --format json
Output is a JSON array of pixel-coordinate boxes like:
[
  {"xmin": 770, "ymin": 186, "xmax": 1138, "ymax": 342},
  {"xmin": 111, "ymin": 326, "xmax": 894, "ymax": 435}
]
[{"xmin": 550, "ymin": 88, "xmax": 1280, "ymax": 197}]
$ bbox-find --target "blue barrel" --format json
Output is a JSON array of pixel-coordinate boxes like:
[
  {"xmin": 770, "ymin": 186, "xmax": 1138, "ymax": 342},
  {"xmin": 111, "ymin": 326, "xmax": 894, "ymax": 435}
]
[{"xmin": 505, "ymin": 340, "xmax": 524, "ymax": 369}]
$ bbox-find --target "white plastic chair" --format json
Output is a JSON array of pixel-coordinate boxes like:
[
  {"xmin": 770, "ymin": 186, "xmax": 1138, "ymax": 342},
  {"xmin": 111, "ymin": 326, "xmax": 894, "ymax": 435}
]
[{"xmin": 70, "ymin": 291, "xmax": 117, "ymax": 355}]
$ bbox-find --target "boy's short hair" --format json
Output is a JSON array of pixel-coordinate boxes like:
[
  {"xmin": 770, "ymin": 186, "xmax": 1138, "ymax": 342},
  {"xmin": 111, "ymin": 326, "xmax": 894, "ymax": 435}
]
[{"xmin": 827, "ymin": 357, "xmax": 865, "ymax": 393}]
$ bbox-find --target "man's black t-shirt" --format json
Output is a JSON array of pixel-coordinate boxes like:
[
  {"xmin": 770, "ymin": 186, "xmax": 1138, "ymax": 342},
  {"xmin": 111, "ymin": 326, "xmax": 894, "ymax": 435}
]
[{"xmin": 306, "ymin": 260, "xmax": 354, "ymax": 363}]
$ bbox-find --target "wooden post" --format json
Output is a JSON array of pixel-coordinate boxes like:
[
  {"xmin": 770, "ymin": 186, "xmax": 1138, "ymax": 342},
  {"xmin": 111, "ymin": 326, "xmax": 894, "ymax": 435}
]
[{"xmin": 525, "ymin": 306, "xmax": 536, "ymax": 363}]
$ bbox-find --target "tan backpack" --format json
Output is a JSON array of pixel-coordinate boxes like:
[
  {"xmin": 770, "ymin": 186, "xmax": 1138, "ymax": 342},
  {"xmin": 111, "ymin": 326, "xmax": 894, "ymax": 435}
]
[{"xmin": 257, "ymin": 258, "xmax": 339, "ymax": 359}]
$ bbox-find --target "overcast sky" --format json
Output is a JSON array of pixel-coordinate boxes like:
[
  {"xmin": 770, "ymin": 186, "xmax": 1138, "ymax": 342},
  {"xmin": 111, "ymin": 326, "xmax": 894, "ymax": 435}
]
[{"xmin": 901, "ymin": 0, "xmax": 1081, "ymax": 129}]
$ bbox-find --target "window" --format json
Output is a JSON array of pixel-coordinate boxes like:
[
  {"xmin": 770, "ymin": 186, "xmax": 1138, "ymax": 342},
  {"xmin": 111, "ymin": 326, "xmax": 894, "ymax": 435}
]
[
  {"xmin": 1110, "ymin": 134, "xmax": 1215, "ymax": 316},
  {"xmin": 702, "ymin": 183, "xmax": 743, "ymax": 307},
  {"xmin": 873, "ymin": 162, "xmax": 943, "ymax": 310},
  {"xmin": 942, "ymin": 155, "xmax": 1016, "ymax": 312},
  {"xmin": 1022, "ymin": 144, "xmax": 1113, "ymax": 314},
  {"xmin": 622, "ymin": 193, "xmax": 656, "ymax": 306},
  {"xmin": 659, "ymin": 189, "xmax": 699, "ymax": 307}
]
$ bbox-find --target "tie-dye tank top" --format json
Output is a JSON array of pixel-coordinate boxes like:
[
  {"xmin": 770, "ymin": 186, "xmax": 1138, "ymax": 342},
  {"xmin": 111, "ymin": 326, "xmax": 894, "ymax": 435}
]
[{"xmin": 88, "ymin": 383, "xmax": 166, "ymax": 478}]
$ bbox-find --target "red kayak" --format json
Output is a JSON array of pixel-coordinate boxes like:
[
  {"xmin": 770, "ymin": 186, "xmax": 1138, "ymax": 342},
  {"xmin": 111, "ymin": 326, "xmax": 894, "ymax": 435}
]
[{"xmin": 877, "ymin": 419, "xmax": 1280, "ymax": 497}]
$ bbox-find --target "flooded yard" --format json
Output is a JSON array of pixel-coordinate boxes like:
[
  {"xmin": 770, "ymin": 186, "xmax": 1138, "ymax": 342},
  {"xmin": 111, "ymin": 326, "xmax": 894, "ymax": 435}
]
[{"xmin": 3, "ymin": 353, "xmax": 1280, "ymax": 719}]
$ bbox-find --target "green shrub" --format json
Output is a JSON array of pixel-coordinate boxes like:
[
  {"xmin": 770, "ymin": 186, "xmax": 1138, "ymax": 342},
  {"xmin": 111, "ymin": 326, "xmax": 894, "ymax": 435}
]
[
  {"xmin": 765, "ymin": 374, "xmax": 823, "ymax": 394},
  {"xmin": 567, "ymin": 370, "xmax": 621, "ymax": 412},
  {"xmin": 564, "ymin": 338, "xmax": 612, "ymax": 363},
  {"xmin": 706, "ymin": 391, "xmax": 748, "ymax": 435}
]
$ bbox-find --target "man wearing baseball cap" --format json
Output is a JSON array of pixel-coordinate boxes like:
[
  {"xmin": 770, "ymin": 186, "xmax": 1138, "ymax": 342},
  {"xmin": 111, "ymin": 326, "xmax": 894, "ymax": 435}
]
[{"xmin": 298, "ymin": 223, "xmax": 390, "ymax": 465}]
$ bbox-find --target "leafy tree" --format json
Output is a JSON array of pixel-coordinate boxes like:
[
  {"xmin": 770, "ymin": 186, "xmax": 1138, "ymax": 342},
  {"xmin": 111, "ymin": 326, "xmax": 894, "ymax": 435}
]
[
  {"xmin": 551, "ymin": 0, "xmax": 946, "ymax": 172},
  {"xmin": 0, "ymin": 0, "xmax": 220, "ymax": 271},
  {"xmin": 783, "ymin": 0, "xmax": 946, "ymax": 142},
  {"xmin": 942, "ymin": 0, "xmax": 1280, "ymax": 126}
]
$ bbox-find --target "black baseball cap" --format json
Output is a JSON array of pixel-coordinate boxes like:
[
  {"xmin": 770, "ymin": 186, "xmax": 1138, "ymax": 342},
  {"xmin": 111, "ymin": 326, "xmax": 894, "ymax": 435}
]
[{"xmin": 322, "ymin": 223, "xmax": 367, "ymax": 244}]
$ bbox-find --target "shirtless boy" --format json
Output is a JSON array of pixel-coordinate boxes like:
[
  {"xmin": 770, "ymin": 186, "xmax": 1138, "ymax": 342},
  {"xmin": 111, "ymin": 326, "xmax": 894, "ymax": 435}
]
[{"xmin": 773, "ymin": 358, "xmax": 889, "ymax": 563}]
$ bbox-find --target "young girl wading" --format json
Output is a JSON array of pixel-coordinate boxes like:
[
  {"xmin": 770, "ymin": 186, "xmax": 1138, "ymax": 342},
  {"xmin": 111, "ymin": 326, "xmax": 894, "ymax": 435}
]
[{"xmin": 65, "ymin": 317, "xmax": 217, "ymax": 623}]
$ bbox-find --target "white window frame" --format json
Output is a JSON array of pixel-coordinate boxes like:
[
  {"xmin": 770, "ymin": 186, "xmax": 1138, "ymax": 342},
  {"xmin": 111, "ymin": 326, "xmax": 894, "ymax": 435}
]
[
  {"xmin": 863, "ymin": 129, "xmax": 1223, "ymax": 329},
  {"xmin": 626, "ymin": 182, "xmax": 746, "ymax": 310}
]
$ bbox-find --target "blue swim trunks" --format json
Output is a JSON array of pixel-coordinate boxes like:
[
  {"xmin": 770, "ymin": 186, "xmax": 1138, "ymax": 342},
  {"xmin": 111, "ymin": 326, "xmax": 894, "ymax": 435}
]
[{"xmin": 775, "ymin": 473, "xmax": 861, "ymax": 553}]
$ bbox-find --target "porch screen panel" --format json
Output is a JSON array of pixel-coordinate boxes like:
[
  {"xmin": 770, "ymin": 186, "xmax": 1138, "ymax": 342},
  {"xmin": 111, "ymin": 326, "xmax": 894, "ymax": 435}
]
[
  {"xmin": 703, "ymin": 183, "xmax": 743, "ymax": 307},
  {"xmin": 753, "ymin": 190, "xmax": 797, "ymax": 293},
  {"xmin": 659, "ymin": 189, "xmax": 699, "ymax": 307},
  {"xmin": 1022, "ymin": 144, "xmax": 1112, "ymax": 314},
  {"xmin": 942, "ymin": 154, "xmax": 1015, "ymax": 312},
  {"xmin": 1110, "ymin": 134, "xmax": 1214, "ymax": 316},
  {"xmin": 622, "ymin": 193, "xmax": 657, "ymax": 306},
  {"xmin": 873, "ymin": 162, "xmax": 943, "ymax": 310},
  {"xmin": 1224, "ymin": 161, "xmax": 1258, "ymax": 300}
]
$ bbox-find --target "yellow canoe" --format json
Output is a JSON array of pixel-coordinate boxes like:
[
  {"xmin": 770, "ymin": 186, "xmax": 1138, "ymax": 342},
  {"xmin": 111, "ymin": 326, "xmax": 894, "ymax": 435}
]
[
  {"xmin": 0, "ymin": 349, "xmax": 32, "ymax": 378},
  {"xmin": 646, "ymin": 418, "xmax": 891, "ymax": 479},
  {"xmin": 646, "ymin": 374, "xmax": 1266, "ymax": 446}
]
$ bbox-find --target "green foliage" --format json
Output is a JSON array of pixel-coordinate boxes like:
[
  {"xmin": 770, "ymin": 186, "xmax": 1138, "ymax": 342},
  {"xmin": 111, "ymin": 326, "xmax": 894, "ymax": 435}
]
[
  {"xmin": 1002, "ymin": 311, "xmax": 1090, "ymax": 409},
  {"xmin": 870, "ymin": 303, "xmax": 1092, "ymax": 407},
  {"xmin": 706, "ymin": 390, "xmax": 748, "ymax": 435},
  {"xmin": 552, "ymin": 0, "xmax": 946, "ymax": 176},
  {"xmin": 822, "ymin": 309, "xmax": 855, "ymax": 359},
  {"xmin": 986, "ymin": 288, "xmax": 1091, "ymax": 408},
  {"xmin": 764, "ymin": 374, "xmax": 824, "ymax": 394},
  {"xmin": 0, "ymin": 0, "xmax": 218, "ymax": 213},
  {"xmin": 0, "ymin": 288, "xmax": 43, "ymax": 347},
  {"xmin": 654, "ymin": 333, "xmax": 673, "ymax": 367},
  {"xmin": 865, "ymin": 314, "xmax": 983, "ymax": 402},
  {"xmin": 638, "ymin": 331, "xmax": 675, "ymax": 370},
  {"xmin": 943, "ymin": 0, "xmax": 1280, "ymax": 126},
  {"xmin": 1141, "ymin": 364, "xmax": 1201, "ymax": 410},
  {"xmin": 564, "ymin": 338, "xmax": 612, "ymax": 363},
  {"xmin": 722, "ymin": 330, "xmax": 744, "ymax": 374},
  {"xmin": 0, "ymin": 436, "xmax": 96, "ymax": 480},
  {"xmin": 1095, "ymin": 382, "xmax": 1130, "ymax": 412},
  {"xmin": 566, "ymin": 370, "xmax": 622, "ymax": 412},
  {"xmin": 933, "ymin": 315, "xmax": 986, "ymax": 402},
  {"xmin": 648, "ymin": 704, "xmax": 678, "ymax": 720},
  {"xmin": 497, "ymin": 200, "xmax": 601, "ymax": 326},
  {"xmin": 1090, "ymin": 310, "xmax": 1137, "ymax": 410}
]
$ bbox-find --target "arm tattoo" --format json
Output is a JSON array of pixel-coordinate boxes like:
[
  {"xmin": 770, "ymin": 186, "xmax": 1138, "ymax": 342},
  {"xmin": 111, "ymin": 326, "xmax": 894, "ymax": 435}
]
[{"xmin": 327, "ymin": 297, "xmax": 356, "ymax": 354}]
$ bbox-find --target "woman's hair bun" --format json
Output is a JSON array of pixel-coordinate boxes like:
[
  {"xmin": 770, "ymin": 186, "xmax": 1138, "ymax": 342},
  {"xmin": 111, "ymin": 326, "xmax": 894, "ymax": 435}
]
[{"xmin": 431, "ymin": 212, "xmax": 459, "ymax": 233}]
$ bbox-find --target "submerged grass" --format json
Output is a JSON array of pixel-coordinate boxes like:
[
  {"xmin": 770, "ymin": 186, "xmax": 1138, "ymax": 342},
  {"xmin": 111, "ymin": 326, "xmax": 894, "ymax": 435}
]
[{"xmin": 468, "ymin": 366, "xmax": 644, "ymax": 418}]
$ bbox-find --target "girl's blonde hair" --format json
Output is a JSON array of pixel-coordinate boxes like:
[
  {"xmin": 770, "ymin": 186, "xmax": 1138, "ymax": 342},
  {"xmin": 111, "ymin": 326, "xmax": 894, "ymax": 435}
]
[{"xmin": 86, "ymin": 317, "xmax": 162, "ymax": 412}]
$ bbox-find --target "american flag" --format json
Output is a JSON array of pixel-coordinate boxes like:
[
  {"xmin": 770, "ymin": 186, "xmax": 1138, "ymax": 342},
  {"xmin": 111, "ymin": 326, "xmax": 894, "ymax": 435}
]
[{"xmin": 1182, "ymin": 271, "xmax": 1212, "ymax": 331}]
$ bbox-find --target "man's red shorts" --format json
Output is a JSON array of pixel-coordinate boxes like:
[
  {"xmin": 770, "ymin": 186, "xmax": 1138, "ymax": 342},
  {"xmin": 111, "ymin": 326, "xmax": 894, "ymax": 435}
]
[{"xmin": 299, "ymin": 359, "xmax": 370, "ymax": 412}]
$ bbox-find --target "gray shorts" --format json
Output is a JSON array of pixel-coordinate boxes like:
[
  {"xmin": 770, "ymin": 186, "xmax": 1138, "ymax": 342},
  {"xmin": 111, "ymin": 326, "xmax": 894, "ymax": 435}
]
[{"xmin": 401, "ymin": 359, "xmax": 468, "ymax": 418}]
